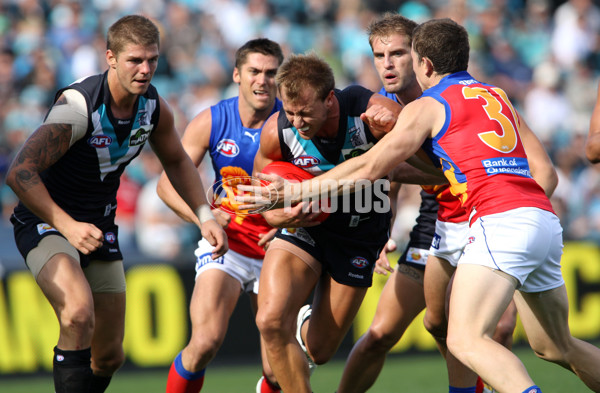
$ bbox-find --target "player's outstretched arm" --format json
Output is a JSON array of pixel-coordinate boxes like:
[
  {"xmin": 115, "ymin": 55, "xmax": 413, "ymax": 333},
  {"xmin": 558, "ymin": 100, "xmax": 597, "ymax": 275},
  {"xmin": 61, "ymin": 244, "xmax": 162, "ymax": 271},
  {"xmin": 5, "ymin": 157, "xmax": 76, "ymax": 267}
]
[
  {"xmin": 239, "ymin": 98, "xmax": 440, "ymax": 210},
  {"xmin": 156, "ymin": 107, "xmax": 212, "ymax": 225},
  {"xmin": 151, "ymin": 96, "xmax": 227, "ymax": 258}
]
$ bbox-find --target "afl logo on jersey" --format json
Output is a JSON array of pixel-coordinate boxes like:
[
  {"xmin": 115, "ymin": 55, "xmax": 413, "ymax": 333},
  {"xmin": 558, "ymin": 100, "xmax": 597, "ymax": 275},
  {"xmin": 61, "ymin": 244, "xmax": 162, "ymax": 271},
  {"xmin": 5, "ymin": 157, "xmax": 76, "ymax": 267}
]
[
  {"xmin": 88, "ymin": 135, "xmax": 112, "ymax": 148},
  {"xmin": 293, "ymin": 155, "xmax": 320, "ymax": 169},
  {"xmin": 217, "ymin": 139, "xmax": 240, "ymax": 157},
  {"xmin": 350, "ymin": 256, "xmax": 369, "ymax": 269},
  {"xmin": 105, "ymin": 232, "xmax": 116, "ymax": 244}
]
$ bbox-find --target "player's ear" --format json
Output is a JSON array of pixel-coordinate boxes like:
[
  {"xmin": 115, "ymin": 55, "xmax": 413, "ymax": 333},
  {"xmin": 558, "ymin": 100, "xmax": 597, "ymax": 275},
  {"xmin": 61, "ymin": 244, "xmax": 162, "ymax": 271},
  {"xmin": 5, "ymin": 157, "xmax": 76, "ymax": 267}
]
[
  {"xmin": 106, "ymin": 50, "xmax": 117, "ymax": 68},
  {"xmin": 324, "ymin": 90, "xmax": 335, "ymax": 108},
  {"xmin": 233, "ymin": 67, "xmax": 241, "ymax": 84},
  {"xmin": 423, "ymin": 57, "xmax": 435, "ymax": 77}
]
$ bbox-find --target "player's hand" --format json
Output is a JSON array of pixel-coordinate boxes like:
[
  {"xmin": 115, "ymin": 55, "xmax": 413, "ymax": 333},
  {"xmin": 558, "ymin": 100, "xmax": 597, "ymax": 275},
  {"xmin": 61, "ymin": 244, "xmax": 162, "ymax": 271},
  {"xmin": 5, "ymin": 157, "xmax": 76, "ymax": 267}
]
[
  {"xmin": 360, "ymin": 104, "xmax": 397, "ymax": 134},
  {"xmin": 263, "ymin": 201, "xmax": 324, "ymax": 228},
  {"xmin": 258, "ymin": 228, "xmax": 278, "ymax": 250},
  {"xmin": 212, "ymin": 208, "xmax": 231, "ymax": 228},
  {"xmin": 237, "ymin": 173, "xmax": 290, "ymax": 210},
  {"xmin": 63, "ymin": 221, "xmax": 104, "ymax": 255},
  {"xmin": 374, "ymin": 239, "xmax": 397, "ymax": 275},
  {"xmin": 200, "ymin": 219, "xmax": 229, "ymax": 258}
]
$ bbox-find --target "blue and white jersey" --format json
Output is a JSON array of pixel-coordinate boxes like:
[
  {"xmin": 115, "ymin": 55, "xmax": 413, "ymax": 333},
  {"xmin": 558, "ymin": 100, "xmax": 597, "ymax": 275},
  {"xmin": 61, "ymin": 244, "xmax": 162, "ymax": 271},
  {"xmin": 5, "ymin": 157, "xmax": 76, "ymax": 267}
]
[{"xmin": 208, "ymin": 96, "xmax": 282, "ymax": 183}]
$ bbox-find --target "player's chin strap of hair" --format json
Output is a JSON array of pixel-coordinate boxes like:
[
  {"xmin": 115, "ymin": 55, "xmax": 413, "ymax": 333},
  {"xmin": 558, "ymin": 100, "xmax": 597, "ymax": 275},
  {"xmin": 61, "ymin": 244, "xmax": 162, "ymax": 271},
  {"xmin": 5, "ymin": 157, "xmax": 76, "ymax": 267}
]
[{"xmin": 196, "ymin": 204, "xmax": 215, "ymax": 224}]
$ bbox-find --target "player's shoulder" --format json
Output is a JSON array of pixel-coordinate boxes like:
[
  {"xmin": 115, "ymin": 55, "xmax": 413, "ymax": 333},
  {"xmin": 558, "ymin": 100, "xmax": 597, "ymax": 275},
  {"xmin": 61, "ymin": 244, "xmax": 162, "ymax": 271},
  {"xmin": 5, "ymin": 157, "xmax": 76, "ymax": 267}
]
[
  {"xmin": 263, "ymin": 111, "xmax": 280, "ymax": 136},
  {"xmin": 185, "ymin": 105, "xmax": 213, "ymax": 136}
]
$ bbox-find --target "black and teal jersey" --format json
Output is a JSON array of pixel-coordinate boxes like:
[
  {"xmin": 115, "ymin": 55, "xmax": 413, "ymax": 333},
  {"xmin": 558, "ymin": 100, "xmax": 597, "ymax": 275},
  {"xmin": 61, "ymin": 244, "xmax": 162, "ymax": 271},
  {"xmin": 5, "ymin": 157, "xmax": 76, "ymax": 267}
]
[
  {"xmin": 15, "ymin": 71, "xmax": 160, "ymax": 223},
  {"xmin": 276, "ymin": 84, "xmax": 392, "ymax": 238}
]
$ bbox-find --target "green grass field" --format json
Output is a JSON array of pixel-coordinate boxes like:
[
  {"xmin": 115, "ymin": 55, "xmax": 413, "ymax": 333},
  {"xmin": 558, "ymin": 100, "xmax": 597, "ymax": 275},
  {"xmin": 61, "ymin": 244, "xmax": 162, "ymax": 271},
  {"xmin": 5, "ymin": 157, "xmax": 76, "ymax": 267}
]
[{"xmin": 1, "ymin": 345, "xmax": 591, "ymax": 393}]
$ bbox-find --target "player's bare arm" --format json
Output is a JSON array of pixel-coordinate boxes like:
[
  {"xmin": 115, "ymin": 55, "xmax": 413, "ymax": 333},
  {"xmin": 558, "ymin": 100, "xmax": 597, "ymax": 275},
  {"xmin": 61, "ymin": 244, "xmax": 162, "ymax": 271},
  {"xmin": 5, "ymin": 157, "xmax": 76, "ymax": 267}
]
[
  {"xmin": 151, "ymin": 96, "xmax": 211, "ymax": 209},
  {"xmin": 252, "ymin": 113, "xmax": 282, "ymax": 175},
  {"xmin": 6, "ymin": 94, "xmax": 104, "ymax": 254},
  {"xmin": 9, "ymin": 122, "xmax": 70, "ymax": 194},
  {"xmin": 388, "ymin": 161, "xmax": 446, "ymax": 185},
  {"xmin": 241, "ymin": 97, "xmax": 441, "ymax": 209},
  {"xmin": 238, "ymin": 97, "xmax": 443, "ymax": 210},
  {"xmin": 156, "ymin": 107, "xmax": 213, "ymax": 225},
  {"xmin": 585, "ymin": 82, "xmax": 600, "ymax": 163},
  {"xmin": 151, "ymin": 96, "xmax": 228, "ymax": 257},
  {"xmin": 314, "ymin": 97, "xmax": 442, "ymax": 189},
  {"xmin": 364, "ymin": 94, "xmax": 446, "ymax": 183},
  {"xmin": 360, "ymin": 93, "xmax": 402, "ymax": 138},
  {"xmin": 518, "ymin": 115, "xmax": 558, "ymax": 198}
]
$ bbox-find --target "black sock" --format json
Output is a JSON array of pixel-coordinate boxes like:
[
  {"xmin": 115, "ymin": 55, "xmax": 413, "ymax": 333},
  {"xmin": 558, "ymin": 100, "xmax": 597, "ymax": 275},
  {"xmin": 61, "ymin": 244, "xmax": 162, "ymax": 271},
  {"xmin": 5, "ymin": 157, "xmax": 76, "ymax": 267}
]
[
  {"xmin": 90, "ymin": 374, "xmax": 112, "ymax": 393},
  {"xmin": 53, "ymin": 346, "xmax": 92, "ymax": 393}
]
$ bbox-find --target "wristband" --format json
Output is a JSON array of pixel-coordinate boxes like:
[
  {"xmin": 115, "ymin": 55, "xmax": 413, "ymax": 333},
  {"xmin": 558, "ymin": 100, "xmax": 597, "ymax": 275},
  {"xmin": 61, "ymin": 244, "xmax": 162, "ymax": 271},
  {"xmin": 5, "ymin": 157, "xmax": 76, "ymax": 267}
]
[{"xmin": 196, "ymin": 205, "xmax": 215, "ymax": 224}]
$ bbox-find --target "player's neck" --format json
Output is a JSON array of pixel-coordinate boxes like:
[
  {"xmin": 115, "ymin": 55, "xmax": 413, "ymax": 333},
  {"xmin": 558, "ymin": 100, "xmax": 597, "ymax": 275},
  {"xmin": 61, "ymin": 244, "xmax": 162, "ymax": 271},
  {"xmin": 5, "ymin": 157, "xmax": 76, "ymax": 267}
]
[
  {"xmin": 238, "ymin": 98, "xmax": 274, "ymax": 129},
  {"xmin": 107, "ymin": 73, "xmax": 138, "ymax": 118},
  {"xmin": 316, "ymin": 96, "xmax": 340, "ymax": 139},
  {"xmin": 394, "ymin": 79, "xmax": 422, "ymax": 107}
]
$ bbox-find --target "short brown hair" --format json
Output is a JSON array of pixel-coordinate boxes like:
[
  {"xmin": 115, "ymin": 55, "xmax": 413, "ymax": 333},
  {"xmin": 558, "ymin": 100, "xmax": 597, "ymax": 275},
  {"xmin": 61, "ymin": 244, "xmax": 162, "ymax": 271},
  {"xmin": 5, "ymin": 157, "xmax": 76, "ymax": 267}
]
[
  {"xmin": 412, "ymin": 18, "xmax": 469, "ymax": 75},
  {"xmin": 107, "ymin": 15, "xmax": 160, "ymax": 55},
  {"xmin": 235, "ymin": 38, "xmax": 284, "ymax": 69},
  {"xmin": 275, "ymin": 53, "xmax": 334, "ymax": 102},
  {"xmin": 367, "ymin": 12, "xmax": 417, "ymax": 49}
]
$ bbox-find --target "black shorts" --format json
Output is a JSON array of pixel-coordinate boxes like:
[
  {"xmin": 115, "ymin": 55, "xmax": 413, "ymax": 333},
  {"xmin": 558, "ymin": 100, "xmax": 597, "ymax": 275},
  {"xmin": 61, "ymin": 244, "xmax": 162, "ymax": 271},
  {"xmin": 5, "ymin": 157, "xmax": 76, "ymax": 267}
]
[
  {"xmin": 398, "ymin": 190, "xmax": 438, "ymax": 271},
  {"xmin": 274, "ymin": 224, "xmax": 388, "ymax": 287},
  {"xmin": 11, "ymin": 212, "xmax": 123, "ymax": 268}
]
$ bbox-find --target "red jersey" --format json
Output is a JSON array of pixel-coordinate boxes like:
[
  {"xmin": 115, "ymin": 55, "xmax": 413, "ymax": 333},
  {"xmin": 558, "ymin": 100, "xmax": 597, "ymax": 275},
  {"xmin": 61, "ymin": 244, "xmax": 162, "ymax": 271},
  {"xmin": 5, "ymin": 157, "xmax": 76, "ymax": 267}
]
[
  {"xmin": 422, "ymin": 184, "xmax": 468, "ymax": 223},
  {"xmin": 420, "ymin": 72, "xmax": 554, "ymax": 224}
]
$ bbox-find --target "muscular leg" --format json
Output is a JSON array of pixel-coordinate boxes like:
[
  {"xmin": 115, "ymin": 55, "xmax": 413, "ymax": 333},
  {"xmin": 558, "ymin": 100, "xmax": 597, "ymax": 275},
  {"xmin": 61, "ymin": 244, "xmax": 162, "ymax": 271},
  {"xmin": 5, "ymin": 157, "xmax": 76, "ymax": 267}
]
[
  {"xmin": 423, "ymin": 255, "xmax": 454, "ymax": 356},
  {"xmin": 181, "ymin": 269, "xmax": 242, "ymax": 372},
  {"xmin": 476, "ymin": 299, "xmax": 518, "ymax": 391},
  {"xmin": 515, "ymin": 285, "xmax": 600, "ymax": 391},
  {"xmin": 249, "ymin": 292, "xmax": 279, "ymax": 391},
  {"xmin": 492, "ymin": 300, "xmax": 517, "ymax": 350},
  {"xmin": 167, "ymin": 269, "xmax": 242, "ymax": 393},
  {"xmin": 447, "ymin": 264, "xmax": 534, "ymax": 393},
  {"xmin": 256, "ymin": 248, "xmax": 319, "ymax": 393},
  {"xmin": 37, "ymin": 253, "xmax": 95, "ymax": 348},
  {"xmin": 444, "ymin": 274, "xmax": 479, "ymax": 389},
  {"xmin": 36, "ymin": 253, "xmax": 95, "ymax": 392},
  {"xmin": 304, "ymin": 274, "xmax": 368, "ymax": 365},
  {"xmin": 337, "ymin": 265, "xmax": 425, "ymax": 393},
  {"xmin": 90, "ymin": 292, "xmax": 126, "ymax": 374},
  {"xmin": 423, "ymin": 255, "xmax": 479, "ymax": 388}
]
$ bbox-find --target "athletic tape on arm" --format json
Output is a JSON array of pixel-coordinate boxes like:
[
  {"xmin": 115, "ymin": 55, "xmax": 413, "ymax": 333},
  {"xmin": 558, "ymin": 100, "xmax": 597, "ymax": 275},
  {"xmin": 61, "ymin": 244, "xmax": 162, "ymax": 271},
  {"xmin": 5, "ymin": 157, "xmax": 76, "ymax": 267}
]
[
  {"xmin": 196, "ymin": 205, "xmax": 215, "ymax": 224},
  {"xmin": 43, "ymin": 89, "xmax": 88, "ymax": 147}
]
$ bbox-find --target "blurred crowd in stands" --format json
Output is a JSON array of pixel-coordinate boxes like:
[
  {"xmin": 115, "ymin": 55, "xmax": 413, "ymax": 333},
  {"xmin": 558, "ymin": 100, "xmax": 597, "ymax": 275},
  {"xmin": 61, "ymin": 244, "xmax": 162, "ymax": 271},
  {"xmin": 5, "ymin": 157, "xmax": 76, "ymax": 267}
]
[{"xmin": 0, "ymin": 0, "xmax": 599, "ymax": 262}]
